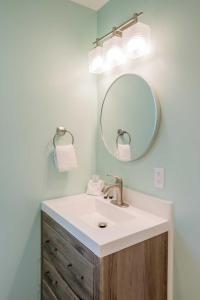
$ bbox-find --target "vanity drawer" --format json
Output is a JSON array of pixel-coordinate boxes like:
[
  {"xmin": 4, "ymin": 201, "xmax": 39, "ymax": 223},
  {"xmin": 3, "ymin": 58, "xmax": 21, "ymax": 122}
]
[
  {"xmin": 43, "ymin": 258, "xmax": 79, "ymax": 300},
  {"xmin": 42, "ymin": 280, "xmax": 58, "ymax": 300},
  {"xmin": 42, "ymin": 219, "xmax": 94, "ymax": 300},
  {"xmin": 42, "ymin": 212, "xmax": 95, "ymax": 264}
]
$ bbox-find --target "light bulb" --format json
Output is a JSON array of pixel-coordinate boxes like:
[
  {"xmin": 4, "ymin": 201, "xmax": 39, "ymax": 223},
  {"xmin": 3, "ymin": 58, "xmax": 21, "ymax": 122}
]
[
  {"xmin": 104, "ymin": 36, "xmax": 126, "ymax": 70},
  {"xmin": 88, "ymin": 46, "xmax": 105, "ymax": 74},
  {"xmin": 123, "ymin": 22, "xmax": 151, "ymax": 59}
]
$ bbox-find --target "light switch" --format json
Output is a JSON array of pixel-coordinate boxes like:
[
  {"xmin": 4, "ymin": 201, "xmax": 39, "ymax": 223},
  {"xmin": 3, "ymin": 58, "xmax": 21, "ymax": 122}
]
[{"xmin": 154, "ymin": 168, "xmax": 165, "ymax": 189}]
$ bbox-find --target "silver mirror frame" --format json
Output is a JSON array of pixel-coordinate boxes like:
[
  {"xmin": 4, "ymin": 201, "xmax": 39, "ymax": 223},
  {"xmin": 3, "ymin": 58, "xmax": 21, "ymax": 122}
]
[{"xmin": 100, "ymin": 73, "xmax": 161, "ymax": 162}]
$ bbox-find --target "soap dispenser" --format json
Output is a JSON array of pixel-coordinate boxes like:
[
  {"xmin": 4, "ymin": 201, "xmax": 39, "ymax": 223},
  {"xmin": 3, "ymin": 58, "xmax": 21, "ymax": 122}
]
[{"xmin": 86, "ymin": 175, "xmax": 104, "ymax": 196}]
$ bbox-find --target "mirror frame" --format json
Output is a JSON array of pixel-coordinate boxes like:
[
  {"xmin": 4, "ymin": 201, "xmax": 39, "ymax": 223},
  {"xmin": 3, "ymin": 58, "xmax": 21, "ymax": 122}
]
[{"xmin": 100, "ymin": 73, "xmax": 161, "ymax": 161}]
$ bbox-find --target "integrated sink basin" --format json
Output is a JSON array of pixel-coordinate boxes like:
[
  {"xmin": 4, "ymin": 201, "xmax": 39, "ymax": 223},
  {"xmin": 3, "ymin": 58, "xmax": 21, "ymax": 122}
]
[
  {"xmin": 42, "ymin": 190, "xmax": 171, "ymax": 257},
  {"xmin": 46, "ymin": 194, "xmax": 133, "ymax": 229}
]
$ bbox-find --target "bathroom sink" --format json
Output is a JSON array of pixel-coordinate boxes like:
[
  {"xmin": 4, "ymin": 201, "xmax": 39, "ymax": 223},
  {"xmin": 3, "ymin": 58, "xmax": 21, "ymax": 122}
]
[
  {"xmin": 46, "ymin": 194, "xmax": 133, "ymax": 229},
  {"xmin": 42, "ymin": 192, "xmax": 170, "ymax": 257}
]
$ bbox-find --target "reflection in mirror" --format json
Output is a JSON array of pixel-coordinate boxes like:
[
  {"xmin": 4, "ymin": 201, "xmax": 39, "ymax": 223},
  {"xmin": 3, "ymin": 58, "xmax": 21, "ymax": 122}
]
[{"xmin": 100, "ymin": 74, "xmax": 160, "ymax": 161}]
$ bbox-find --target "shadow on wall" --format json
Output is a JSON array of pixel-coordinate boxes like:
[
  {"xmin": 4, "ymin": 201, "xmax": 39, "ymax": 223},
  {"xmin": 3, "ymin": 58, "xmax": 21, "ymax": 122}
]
[
  {"xmin": 7, "ymin": 212, "xmax": 41, "ymax": 300},
  {"xmin": 45, "ymin": 151, "xmax": 70, "ymax": 197},
  {"xmin": 174, "ymin": 231, "xmax": 200, "ymax": 300}
]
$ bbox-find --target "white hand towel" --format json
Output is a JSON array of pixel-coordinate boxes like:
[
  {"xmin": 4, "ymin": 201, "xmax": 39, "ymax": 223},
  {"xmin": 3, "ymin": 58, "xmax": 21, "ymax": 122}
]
[
  {"xmin": 117, "ymin": 143, "xmax": 131, "ymax": 161},
  {"xmin": 54, "ymin": 144, "xmax": 78, "ymax": 172}
]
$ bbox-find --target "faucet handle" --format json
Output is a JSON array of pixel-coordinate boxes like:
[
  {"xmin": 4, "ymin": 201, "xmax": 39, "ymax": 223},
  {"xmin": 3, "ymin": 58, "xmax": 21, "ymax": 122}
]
[{"xmin": 106, "ymin": 174, "xmax": 123, "ymax": 184}]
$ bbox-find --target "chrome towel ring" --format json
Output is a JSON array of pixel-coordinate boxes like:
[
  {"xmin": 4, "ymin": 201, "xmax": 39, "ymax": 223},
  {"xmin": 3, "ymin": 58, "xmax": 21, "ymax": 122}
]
[
  {"xmin": 53, "ymin": 126, "xmax": 74, "ymax": 148},
  {"xmin": 116, "ymin": 129, "xmax": 131, "ymax": 148}
]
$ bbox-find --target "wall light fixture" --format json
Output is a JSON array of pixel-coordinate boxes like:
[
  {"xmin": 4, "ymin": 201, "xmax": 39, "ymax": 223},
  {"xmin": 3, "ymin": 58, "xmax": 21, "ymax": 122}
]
[
  {"xmin": 88, "ymin": 41, "xmax": 105, "ymax": 74},
  {"xmin": 88, "ymin": 12, "xmax": 151, "ymax": 74},
  {"xmin": 123, "ymin": 22, "xmax": 151, "ymax": 59},
  {"xmin": 103, "ymin": 30, "xmax": 126, "ymax": 70}
]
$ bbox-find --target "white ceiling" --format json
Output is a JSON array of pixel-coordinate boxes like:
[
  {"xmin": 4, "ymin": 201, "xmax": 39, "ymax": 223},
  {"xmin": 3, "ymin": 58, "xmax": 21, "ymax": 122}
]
[{"xmin": 70, "ymin": 0, "xmax": 109, "ymax": 11}]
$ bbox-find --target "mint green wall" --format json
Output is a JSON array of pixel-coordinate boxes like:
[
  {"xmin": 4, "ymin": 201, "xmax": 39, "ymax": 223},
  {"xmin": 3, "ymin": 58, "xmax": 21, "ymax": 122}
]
[
  {"xmin": 0, "ymin": 1, "xmax": 96, "ymax": 299},
  {"xmin": 97, "ymin": 1, "xmax": 200, "ymax": 299},
  {"xmin": 1, "ymin": 0, "xmax": 199, "ymax": 299}
]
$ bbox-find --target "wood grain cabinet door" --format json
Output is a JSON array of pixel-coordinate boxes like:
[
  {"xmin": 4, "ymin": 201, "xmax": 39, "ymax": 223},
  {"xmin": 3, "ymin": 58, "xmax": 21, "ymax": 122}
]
[{"xmin": 99, "ymin": 233, "xmax": 168, "ymax": 300}]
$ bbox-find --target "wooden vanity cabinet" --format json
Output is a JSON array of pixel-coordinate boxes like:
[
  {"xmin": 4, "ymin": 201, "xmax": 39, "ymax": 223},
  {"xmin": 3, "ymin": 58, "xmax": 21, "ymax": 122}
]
[{"xmin": 41, "ymin": 212, "xmax": 168, "ymax": 300}]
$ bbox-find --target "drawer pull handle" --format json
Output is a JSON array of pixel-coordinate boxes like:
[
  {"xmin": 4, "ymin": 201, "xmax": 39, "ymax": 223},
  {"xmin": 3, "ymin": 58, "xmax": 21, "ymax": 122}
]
[
  {"xmin": 44, "ymin": 240, "xmax": 58, "ymax": 255},
  {"xmin": 45, "ymin": 271, "xmax": 58, "ymax": 286},
  {"xmin": 67, "ymin": 263, "xmax": 72, "ymax": 268}
]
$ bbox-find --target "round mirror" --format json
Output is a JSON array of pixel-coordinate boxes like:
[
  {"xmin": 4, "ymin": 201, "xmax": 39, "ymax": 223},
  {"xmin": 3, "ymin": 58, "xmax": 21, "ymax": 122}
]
[{"xmin": 100, "ymin": 74, "xmax": 160, "ymax": 161}]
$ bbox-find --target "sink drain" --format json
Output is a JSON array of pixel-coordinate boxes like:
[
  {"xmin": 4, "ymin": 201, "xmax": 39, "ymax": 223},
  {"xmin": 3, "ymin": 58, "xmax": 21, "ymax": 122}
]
[{"xmin": 98, "ymin": 222, "xmax": 107, "ymax": 228}]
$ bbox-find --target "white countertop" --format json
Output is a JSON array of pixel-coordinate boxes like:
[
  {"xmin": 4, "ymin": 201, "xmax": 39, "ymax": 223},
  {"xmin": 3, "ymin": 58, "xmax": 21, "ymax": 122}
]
[{"xmin": 42, "ymin": 191, "xmax": 171, "ymax": 257}]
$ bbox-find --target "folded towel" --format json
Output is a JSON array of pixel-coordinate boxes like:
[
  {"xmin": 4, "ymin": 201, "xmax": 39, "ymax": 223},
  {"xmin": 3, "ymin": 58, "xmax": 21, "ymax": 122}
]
[
  {"xmin": 54, "ymin": 144, "xmax": 78, "ymax": 172},
  {"xmin": 117, "ymin": 143, "xmax": 131, "ymax": 161}
]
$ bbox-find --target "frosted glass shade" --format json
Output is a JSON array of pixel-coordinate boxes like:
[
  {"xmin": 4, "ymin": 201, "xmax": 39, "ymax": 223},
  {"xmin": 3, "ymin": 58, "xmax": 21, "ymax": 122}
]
[
  {"xmin": 88, "ymin": 46, "xmax": 105, "ymax": 74},
  {"xmin": 122, "ymin": 22, "xmax": 151, "ymax": 59},
  {"xmin": 103, "ymin": 35, "xmax": 126, "ymax": 70}
]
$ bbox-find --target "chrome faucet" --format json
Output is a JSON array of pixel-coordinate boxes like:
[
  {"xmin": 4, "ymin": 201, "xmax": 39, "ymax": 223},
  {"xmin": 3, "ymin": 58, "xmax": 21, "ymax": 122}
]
[{"xmin": 102, "ymin": 175, "xmax": 129, "ymax": 208}]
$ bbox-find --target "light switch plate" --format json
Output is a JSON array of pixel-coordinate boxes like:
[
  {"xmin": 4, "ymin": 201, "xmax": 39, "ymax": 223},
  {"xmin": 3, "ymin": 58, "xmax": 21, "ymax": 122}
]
[{"xmin": 154, "ymin": 168, "xmax": 165, "ymax": 189}]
